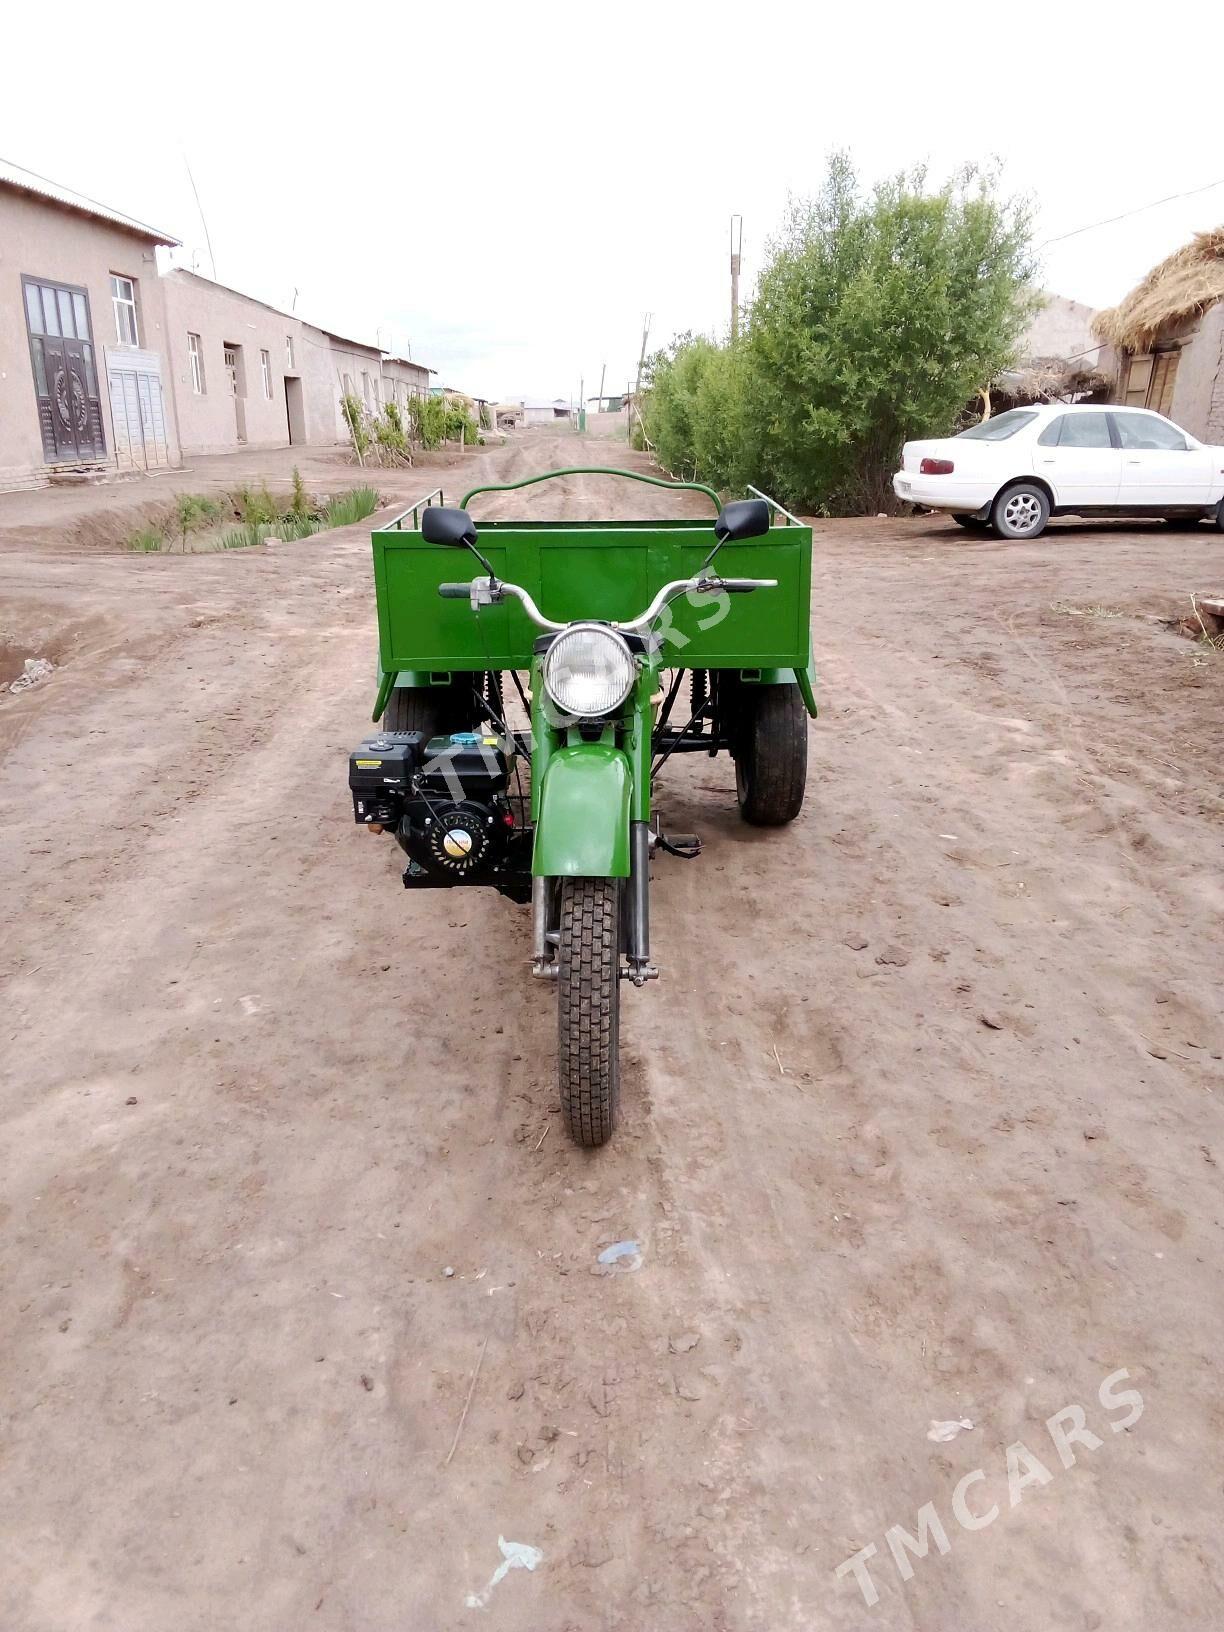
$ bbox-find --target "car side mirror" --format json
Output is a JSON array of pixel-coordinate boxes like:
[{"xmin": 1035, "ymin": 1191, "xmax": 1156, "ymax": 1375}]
[
  {"xmin": 421, "ymin": 505, "xmax": 478, "ymax": 547},
  {"xmin": 714, "ymin": 498, "xmax": 771, "ymax": 544}
]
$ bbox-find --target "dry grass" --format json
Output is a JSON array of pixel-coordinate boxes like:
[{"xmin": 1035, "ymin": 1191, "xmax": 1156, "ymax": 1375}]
[
  {"xmin": 1051, "ymin": 601, "xmax": 1123, "ymax": 620},
  {"xmin": 1093, "ymin": 226, "xmax": 1224, "ymax": 352}
]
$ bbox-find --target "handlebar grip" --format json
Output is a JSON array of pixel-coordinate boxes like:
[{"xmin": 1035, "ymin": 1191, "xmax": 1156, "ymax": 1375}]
[
  {"xmin": 719, "ymin": 577, "xmax": 778, "ymax": 593},
  {"xmin": 437, "ymin": 582, "xmax": 473, "ymax": 599}
]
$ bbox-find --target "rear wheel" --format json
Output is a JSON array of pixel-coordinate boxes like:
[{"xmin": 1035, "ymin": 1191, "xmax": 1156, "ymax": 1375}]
[
  {"xmin": 991, "ymin": 482, "xmax": 1050, "ymax": 540},
  {"xmin": 558, "ymin": 878, "xmax": 620, "ymax": 1147},
  {"xmin": 382, "ymin": 679, "xmax": 475, "ymax": 737},
  {"xmin": 734, "ymin": 682, "xmax": 808, "ymax": 826}
]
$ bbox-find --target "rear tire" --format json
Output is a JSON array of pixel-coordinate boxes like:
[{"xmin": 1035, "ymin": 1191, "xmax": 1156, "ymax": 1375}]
[
  {"xmin": 734, "ymin": 683, "xmax": 808, "ymax": 826},
  {"xmin": 382, "ymin": 679, "xmax": 474, "ymax": 737},
  {"xmin": 558, "ymin": 878, "xmax": 620, "ymax": 1147},
  {"xmin": 991, "ymin": 482, "xmax": 1050, "ymax": 540}
]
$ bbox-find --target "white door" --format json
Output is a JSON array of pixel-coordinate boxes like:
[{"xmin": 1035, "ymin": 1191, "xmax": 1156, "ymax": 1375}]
[
  {"xmin": 105, "ymin": 352, "xmax": 170, "ymax": 470},
  {"xmin": 1033, "ymin": 411, "xmax": 1120, "ymax": 506},
  {"xmin": 1113, "ymin": 411, "xmax": 1213, "ymax": 505},
  {"xmin": 136, "ymin": 372, "xmax": 169, "ymax": 467}
]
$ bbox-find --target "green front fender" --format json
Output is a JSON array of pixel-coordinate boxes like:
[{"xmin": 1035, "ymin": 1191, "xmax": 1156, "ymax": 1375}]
[{"xmin": 532, "ymin": 744, "xmax": 632, "ymax": 879}]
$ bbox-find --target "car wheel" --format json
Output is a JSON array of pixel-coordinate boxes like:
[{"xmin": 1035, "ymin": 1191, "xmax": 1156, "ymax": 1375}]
[
  {"xmin": 1214, "ymin": 499, "xmax": 1224, "ymax": 532},
  {"xmin": 991, "ymin": 482, "xmax": 1050, "ymax": 540},
  {"xmin": 952, "ymin": 514, "xmax": 990, "ymax": 531}
]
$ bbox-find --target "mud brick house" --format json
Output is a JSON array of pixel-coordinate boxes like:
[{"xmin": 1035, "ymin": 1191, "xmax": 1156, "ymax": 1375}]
[
  {"xmin": 1094, "ymin": 228, "xmax": 1224, "ymax": 443},
  {"xmin": 1, "ymin": 158, "xmax": 438, "ymax": 489},
  {"xmin": 381, "ymin": 355, "xmax": 434, "ymax": 409},
  {"xmin": 160, "ymin": 271, "xmax": 429, "ymax": 457},
  {"xmin": 0, "ymin": 158, "xmax": 180, "ymax": 491}
]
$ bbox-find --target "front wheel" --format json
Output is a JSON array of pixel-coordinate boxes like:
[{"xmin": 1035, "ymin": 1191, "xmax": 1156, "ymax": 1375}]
[
  {"xmin": 734, "ymin": 682, "xmax": 808, "ymax": 826},
  {"xmin": 558, "ymin": 878, "xmax": 621, "ymax": 1147},
  {"xmin": 991, "ymin": 482, "xmax": 1050, "ymax": 540}
]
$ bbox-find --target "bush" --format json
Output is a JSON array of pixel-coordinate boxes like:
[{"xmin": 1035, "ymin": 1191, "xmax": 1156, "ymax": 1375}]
[
  {"xmin": 406, "ymin": 394, "xmax": 480, "ymax": 449},
  {"xmin": 373, "ymin": 401, "xmax": 411, "ymax": 463},
  {"xmin": 232, "ymin": 483, "xmax": 281, "ymax": 527},
  {"xmin": 405, "ymin": 394, "xmax": 441, "ymax": 450},
  {"xmin": 219, "ymin": 523, "xmax": 269, "ymax": 549},
  {"xmin": 290, "ymin": 467, "xmax": 311, "ymax": 520},
  {"xmin": 323, "ymin": 486, "xmax": 380, "ymax": 528},
  {"xmin": 175, "ymin": 493, "xmax": 223, "ymax": 545},
  {"xmin": 639, "ymin": 153, "xmax": 1035, "ymax": 514},
  {"xmin": 126, "ymin": 525, "xmax": 165, "ymax": 553},
  {"xmin": 341, "ymin": 393, "xmax": 371, "ymax": 461},
  {"xmin": 642, "ymin": 335, "xmax": 748, "ymax": 487}
]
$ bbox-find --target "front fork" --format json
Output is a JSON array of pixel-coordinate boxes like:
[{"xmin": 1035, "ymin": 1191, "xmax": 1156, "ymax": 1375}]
[{"xmin": 530, "ymin": 657, "xmax": 660, "ymax": 985}]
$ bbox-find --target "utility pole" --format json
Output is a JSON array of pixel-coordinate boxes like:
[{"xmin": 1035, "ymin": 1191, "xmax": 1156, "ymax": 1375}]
[
  {"xmin": 597, "ymin": 361, "xmax": 606, "ymax": 413},
  {"xmin": 634, "ymin": 313, "xmax": 652, "ymax": 401},
  {"xmin": 730, "ymin": 213, "xmax": 742, "ymax": 340}
]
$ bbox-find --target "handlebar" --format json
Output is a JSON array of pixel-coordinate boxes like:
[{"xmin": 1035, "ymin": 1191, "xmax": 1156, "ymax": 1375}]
[{"xmin": 437, "ymin": 573, "xmax": 778, "ymax": 632}]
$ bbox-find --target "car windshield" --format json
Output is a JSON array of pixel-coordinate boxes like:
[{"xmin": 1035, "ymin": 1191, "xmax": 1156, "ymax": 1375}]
[{"xmin": 956, "ymin": 410, "xmax": 1038, "ymax": 442}]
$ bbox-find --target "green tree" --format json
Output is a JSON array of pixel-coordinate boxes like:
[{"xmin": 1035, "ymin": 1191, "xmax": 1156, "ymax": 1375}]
[{"xmin": 741, "ymin": 153, "xmax": 1036, "ymax": 512}]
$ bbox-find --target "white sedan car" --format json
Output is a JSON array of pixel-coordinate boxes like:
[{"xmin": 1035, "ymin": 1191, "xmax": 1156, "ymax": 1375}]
[{"xmin": 893, "ymin": 403, "xmax": 1224, "ymax": 539}]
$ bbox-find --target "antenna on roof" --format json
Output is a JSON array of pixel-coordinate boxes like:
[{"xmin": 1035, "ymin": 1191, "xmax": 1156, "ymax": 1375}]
[{"xmin": 183, "ymin": 152, "xmax": 217, "ymax": 281}]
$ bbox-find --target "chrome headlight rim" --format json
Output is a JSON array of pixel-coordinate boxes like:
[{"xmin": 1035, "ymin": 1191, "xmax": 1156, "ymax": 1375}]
[{"xmin": 542, "ymin": 621, "xmax": 637, "ymax": 719}]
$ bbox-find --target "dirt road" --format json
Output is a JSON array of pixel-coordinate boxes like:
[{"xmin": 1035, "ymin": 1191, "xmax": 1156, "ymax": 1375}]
[{"xmin": 2, "ymin": 432, "xmax": 1223, "ymax": 1630}]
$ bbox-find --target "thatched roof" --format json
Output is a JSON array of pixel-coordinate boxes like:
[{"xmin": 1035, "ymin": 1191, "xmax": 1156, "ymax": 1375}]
[{"xmin": 1093, "ymin": 226, "xmax": 1224, "ymax": 352}]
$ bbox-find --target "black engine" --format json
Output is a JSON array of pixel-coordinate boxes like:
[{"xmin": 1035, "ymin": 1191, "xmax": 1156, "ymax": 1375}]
[{"xmin": 349, "ymin": 729, "xmax": 530, "ymax": 900}]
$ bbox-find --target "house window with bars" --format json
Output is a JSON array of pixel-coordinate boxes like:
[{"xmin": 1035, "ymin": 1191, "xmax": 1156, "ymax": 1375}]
[
  {"xmin": 188, "ymin": 333, "xmax": 205, "ymax": 393},
  {"xmin": 261, "ymin": 349, "xmax": 273, "ymax": 398}
]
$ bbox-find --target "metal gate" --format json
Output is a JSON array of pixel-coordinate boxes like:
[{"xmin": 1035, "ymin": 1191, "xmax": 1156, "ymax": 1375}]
[
  {"xmin": 106, "ymin": 351, "xmax": 170, "ymax": 470},
  {"xmin": 22, "ymin": 276, "xmax": 108, "ymax": 464}
]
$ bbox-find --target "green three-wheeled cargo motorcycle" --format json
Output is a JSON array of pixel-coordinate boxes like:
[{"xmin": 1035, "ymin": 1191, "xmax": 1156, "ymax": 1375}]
[{"xmin": 348, "ymin": 468, "xmax": 816, "ymax": 1146}]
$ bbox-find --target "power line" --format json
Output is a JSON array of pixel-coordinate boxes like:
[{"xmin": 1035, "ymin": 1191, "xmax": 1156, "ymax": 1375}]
[{"xmin": 1040, "ymin": 177, "xmax": 1224, "ymax": 247}]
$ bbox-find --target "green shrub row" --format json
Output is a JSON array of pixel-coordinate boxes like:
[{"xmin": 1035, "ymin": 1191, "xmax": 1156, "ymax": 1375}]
[{"xmin": 126, "ymin": 471, "xmax": 380, "ymax": 552}]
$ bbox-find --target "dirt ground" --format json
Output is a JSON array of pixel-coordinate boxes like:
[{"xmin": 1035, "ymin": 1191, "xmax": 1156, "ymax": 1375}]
[{"xmin": 2, "ymin": 430, "xmax": 1223, "ymax": 1631}]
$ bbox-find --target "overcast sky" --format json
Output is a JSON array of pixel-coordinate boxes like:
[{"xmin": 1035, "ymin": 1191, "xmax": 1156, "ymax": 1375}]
[{"xmin": 4, "ymin": 0, "xmax": 1223, "ymax": 402}]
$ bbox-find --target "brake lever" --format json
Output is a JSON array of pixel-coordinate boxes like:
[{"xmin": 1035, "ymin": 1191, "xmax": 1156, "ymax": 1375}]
[{"xmin": 470, "ymin": 578, "xmax": 504, "ymax": 608}]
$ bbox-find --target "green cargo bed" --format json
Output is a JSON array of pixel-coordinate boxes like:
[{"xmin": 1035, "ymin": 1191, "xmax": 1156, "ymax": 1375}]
[{"xmin": 372, "ymin": 509, "xmax": 812, "ymax": 674}]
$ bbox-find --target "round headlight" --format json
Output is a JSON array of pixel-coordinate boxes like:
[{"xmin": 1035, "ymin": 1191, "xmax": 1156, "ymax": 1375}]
[{"xmin": 542, "ymin": 623, "xmax": 636, "ymax": 718}]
